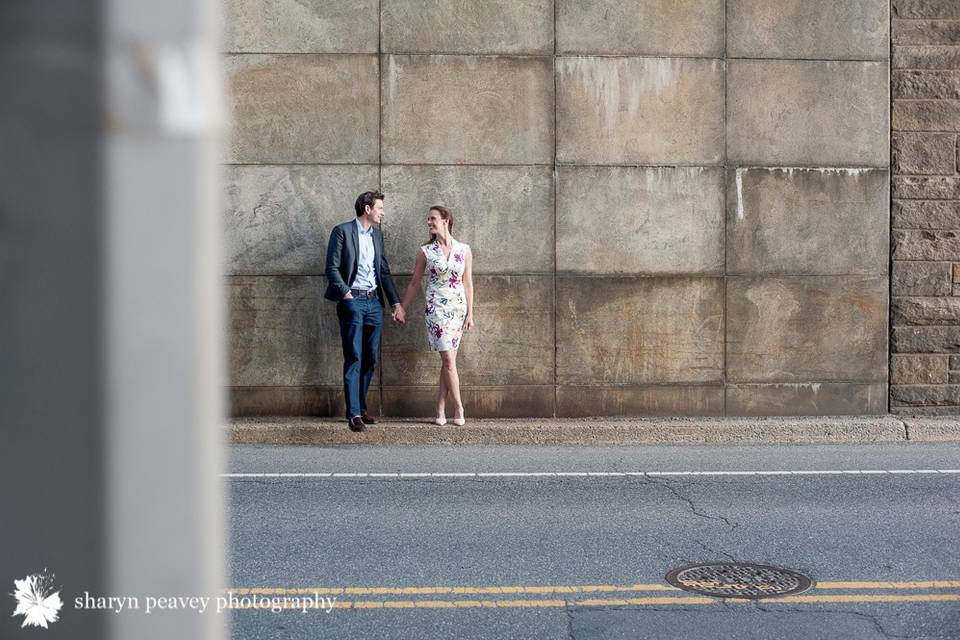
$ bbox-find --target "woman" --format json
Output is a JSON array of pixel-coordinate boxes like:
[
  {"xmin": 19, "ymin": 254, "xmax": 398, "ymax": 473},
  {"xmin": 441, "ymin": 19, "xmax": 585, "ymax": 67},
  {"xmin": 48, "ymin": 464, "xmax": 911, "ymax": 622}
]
[{"xmin": 399, "ymin": 205, "xmax": 474, "ymax": 425}]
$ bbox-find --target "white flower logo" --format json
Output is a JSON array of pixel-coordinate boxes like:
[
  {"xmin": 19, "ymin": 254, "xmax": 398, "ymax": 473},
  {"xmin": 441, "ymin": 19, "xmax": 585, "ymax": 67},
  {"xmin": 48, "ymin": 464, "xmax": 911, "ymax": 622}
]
[{"xmin": 11, "ymin": 571, "xmax": 63, "ymax": 629}]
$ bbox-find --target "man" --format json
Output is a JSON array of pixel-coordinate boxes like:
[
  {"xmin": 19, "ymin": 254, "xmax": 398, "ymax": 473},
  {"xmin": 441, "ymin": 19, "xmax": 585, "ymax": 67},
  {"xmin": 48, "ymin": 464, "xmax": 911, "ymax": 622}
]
[{"xmin": 324, "ymin": 191, "xmax": 405, "ymax": 432}]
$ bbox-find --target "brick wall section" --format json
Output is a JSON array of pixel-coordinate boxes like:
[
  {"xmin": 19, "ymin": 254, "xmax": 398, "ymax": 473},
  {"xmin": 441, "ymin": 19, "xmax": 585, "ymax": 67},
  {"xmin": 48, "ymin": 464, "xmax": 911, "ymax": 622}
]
[{"xmin": 891, "ymin": 0, "xmax": 960, "ymax": 413}]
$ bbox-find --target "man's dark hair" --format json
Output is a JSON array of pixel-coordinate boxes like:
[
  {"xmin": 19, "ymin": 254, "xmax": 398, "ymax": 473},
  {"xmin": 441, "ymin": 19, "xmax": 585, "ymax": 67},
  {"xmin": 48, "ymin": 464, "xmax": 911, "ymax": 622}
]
[{"xmin": 355, "ymin": 191, "xmax": 384, "ymax": 217}]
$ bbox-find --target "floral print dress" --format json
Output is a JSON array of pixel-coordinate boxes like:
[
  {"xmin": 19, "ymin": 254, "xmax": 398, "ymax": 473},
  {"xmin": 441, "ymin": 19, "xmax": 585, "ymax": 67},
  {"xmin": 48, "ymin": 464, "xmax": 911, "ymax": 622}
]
[{"xmin": 422, "ymin": 238, "xmax": 469, "ymax": 352}]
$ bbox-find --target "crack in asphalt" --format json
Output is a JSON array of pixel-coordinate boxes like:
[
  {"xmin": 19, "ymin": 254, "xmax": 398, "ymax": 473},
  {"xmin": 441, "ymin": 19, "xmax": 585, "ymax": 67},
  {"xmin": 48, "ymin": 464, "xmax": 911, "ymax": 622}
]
[
  {"xmin": 564, "ymin": 600, "xmax": 575, "ymax": 640},
  {"xmin": 565, "ymin": 603, "xmax": 712, "ymax": 614},
  {"xmin": 236, "ymin": 475, "xmax": 745, "ymax": 566},
  {"xmin": 530, "ymin": 598, "xmax": 952, "ymax": 640},
  {"xmin": 693, "ymin": 539, "xmax": 737, "ymax": 562},
  {"xmin": 717, "ymin": 597, "xmax": 742, "ymax": 614},
  {"xmin": 751, "ymin": 601, "xmax": 925, "ymax": 640},
  {"xmin": 640, "ymin": 475, "xmax": 741, "ymax": 532}
]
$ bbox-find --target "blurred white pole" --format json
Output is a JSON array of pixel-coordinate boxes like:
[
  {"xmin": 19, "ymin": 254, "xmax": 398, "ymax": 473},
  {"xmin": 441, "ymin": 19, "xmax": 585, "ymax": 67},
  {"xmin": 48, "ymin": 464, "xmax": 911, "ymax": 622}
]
[
  {"xmin": 105, "ymin": 0, "xmax": 225, "ymax": 638},
  {"xmin": 1, "ymin": 1, "xmax": 224, "ymax": 638}
]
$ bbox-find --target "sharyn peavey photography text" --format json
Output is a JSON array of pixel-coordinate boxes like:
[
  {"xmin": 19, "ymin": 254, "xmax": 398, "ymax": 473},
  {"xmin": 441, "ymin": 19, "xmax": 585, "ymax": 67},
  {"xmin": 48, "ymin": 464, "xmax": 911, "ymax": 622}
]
[{"xmin": 74, "ymin": 592, "xmax": 338, "ymax": 614}]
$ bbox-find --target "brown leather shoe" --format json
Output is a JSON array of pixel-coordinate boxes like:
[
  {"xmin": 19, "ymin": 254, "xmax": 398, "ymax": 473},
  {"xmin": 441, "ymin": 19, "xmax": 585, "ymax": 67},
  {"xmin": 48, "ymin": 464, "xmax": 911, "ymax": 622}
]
[
  {"xmin": 348, "ymin": 416, "xmax": 365, "ymax": 432},
  {"xmin": 360, "ymin": 412, "xmax": 377, "ymax": 425}
]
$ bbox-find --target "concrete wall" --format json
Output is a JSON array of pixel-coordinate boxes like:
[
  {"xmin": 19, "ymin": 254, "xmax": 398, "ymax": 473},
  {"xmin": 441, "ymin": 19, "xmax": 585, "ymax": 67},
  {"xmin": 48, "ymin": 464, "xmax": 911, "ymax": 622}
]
[
  {"xmin": 891, "ymin": 0, "xmax": 960, "ymax": 414},
  {"xmin": 224, "ymin": 0, "xmax": 890, "ymax": 417}
]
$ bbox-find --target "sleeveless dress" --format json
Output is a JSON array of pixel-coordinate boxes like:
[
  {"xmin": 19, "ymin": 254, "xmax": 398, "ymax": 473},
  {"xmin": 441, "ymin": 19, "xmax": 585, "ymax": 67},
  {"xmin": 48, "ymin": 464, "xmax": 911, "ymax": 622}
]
[{"xmin": 421, "ymin": 238, "xmax": 469, "ymax": 351}]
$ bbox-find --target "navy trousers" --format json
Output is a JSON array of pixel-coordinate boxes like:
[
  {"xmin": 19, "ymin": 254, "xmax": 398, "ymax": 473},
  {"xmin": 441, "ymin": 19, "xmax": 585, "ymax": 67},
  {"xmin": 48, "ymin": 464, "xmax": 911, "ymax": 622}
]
[{"xmin": 337, "ymin": 295, "xmax": 383, "ymax": 418}]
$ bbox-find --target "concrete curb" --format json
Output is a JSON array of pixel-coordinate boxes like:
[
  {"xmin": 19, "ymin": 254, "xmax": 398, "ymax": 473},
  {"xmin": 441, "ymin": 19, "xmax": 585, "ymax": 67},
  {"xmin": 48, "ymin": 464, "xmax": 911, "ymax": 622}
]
[
  {"xmin": 226, "ymin": 415, "xmax": 960, "ymax": 445},
  {"xmin": 903, "ymin": 417, "xmax": 960, "ymax": 442}
]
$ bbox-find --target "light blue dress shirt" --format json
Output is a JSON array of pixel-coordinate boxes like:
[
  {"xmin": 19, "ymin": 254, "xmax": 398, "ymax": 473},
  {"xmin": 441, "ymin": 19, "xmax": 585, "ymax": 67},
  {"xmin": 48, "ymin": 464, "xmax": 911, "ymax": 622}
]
[{"xmin": 350, "ymin": 219, "xmax": 377, "ymax": 291}]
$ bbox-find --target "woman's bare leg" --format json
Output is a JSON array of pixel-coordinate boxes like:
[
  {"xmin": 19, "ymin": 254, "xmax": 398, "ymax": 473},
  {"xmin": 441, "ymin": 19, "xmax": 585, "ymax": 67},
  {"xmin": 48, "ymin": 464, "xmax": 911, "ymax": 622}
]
[
  {"xmin": 443, "ymin": 348, "xmax": 463, "ymax": 419},
  {"xmin": 436, "ymin": 356, "xmax": 448, "ymax": 419},
  {"xmin": 436, "ymin": 352, "xmax": 449, "ymax": 419}
]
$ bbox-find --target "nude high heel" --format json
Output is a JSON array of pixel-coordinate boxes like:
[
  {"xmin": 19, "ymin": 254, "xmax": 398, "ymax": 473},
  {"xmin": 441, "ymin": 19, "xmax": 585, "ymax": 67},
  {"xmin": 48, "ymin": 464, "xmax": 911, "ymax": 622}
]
[
  {"xmin": 435, "ymin": 416, "xmax": 447, "ymax": 426},
  {"xmin": 452, "ymin": 410, "xmax": 465, "ymax": 426}
]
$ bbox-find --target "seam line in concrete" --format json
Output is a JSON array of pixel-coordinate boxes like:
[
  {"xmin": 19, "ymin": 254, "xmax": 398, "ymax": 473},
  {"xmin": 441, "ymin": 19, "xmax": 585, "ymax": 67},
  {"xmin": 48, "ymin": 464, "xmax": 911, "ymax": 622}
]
[
  {"xmin": 226, "ymin": 273, "xmax": 888, "ymax": 279},
  {"xmin": 887, "ymin": 16, "xmax": 893, "ymax": 417},
  {"xmin": 377, "ymin": 0, "xmax": 384, "ymax": 418},
  {"xmin": 224, "ymin": 273, "xmax": 888, "ymax": 279},
  {"xmin": 228, "ymin": 381, "xmax": 889, "ymax": 387},
  {"xmin": 552, "ymin": 0, "xmax": 559, "ymax": 419},
  {"xmin": 221, "ymin": 469, "xmax": 960, "ymax": 479},
  {"xmin": 722, "ymin": 0, "xmax": 729, "ymax": 416}
]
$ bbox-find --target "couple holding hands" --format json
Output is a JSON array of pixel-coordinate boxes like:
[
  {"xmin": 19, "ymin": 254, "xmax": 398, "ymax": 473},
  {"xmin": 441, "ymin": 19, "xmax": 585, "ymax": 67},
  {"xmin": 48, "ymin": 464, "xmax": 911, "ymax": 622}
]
[{"xmin": 324, "ymin": 191, "xmax": 474, "ymax": 432}]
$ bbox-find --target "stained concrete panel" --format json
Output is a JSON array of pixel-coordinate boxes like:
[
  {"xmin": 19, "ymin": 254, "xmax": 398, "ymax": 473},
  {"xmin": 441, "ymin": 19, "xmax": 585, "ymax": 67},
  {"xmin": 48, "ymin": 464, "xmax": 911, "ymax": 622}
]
[
  {"xmin": 556, "ymin": 277, "xmax": 724, "ymax": 385},
  {"xmin": 727, "ymin": 0, "xmax": 889, "ymax": 60},
  {"xmin": 225, "ymin": 54, "xmax": 379, "ymax": 163},
  {"xmin": 381, "ymin": 55, "xmax": 554, "ymax": 164},
  {"xmin": 557, "ymin": 166, "xmax": 724, "ymax": 274},
  {"xmin": 222, "ymin": 0, "xmax": 379, "ymax": 53},
  {"xmin": 382, "ymin": 276, "xmax": 554, "ymax": 386},
  {"xmin": 557, "ymin": 386, "xmax": 724, "ymax": 417},
  {"xmin": 381, "ymin": 165, "xmax": 554, "ymax": 275},
  {"xmin": 382, "ymin": 386, "xmax": 555, "ymax": 418},
  {"xmin": 229, "ymin": 276, "xmax": 348, "ymax": 387},
  {"xmin": 224, "ymin": 165, "xmax": 380, "ymax": 275},
  {"xmin": 727, "ymin": 277, "xmax": 888, "ymax": 383},
  {"xmin": 727, "ymin": 168, "xmax": 890, "ymax": 275},
  {"xmin": 727, "ymin": 60, "xmax": 890, "ymax": 166},
  {"xmin": 557, "ymin": 0, "xmax": 724, "ymax": 56},
  {"xmin": 382, "ymin": 0, "xmax": 553, "ymax": 54},
  {"xmin": 231, "ymin": 387, "xmax": 362, "ymax": 417},
  {"xmin": 726, "ymin": 383, "xmax": 887, "ymax": 416},
  {"xmin": 556, "ymin": 57, "xmax": 725, "ymax": 165}
]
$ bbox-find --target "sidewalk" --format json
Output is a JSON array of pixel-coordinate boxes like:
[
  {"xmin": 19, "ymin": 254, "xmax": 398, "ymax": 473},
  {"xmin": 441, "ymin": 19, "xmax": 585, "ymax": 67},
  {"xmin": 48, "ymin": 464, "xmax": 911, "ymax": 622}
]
[{"xmin": 226, "ymin": 416, "xmax": 960, "ymax": 446}]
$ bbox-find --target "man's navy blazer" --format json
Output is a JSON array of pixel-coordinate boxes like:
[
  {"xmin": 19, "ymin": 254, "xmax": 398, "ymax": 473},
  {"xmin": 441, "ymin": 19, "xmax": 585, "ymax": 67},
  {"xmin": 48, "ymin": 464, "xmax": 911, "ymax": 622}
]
[{"xmin": 324, "ymin": 220, "xmax": 401, "ymax": 308}]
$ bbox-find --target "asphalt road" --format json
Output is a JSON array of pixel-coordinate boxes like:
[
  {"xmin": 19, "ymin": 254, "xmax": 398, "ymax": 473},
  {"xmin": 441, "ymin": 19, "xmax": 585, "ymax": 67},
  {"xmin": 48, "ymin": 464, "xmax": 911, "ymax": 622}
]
[{"xmin": 227, "ymin": 443, "xmax": 960, "ymax": 639}]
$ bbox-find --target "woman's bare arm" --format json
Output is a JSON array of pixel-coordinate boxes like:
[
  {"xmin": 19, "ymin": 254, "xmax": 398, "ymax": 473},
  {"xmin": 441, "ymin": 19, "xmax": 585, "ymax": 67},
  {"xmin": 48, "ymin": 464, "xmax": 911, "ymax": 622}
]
[
  {"xmin": 400, "ymin": 249, "xmax": 427, "ymax": 312},
  {"xmin": 464, "ymin": 247, "xmax": 474, "ymax": 330}
]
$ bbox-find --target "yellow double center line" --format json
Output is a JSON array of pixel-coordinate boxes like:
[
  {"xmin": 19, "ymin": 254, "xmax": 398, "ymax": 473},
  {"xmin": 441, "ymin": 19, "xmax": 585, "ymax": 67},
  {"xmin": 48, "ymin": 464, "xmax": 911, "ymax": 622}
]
[{"xmin": 227, "ymin": 581, "xmax": 960, "ymax": 610}]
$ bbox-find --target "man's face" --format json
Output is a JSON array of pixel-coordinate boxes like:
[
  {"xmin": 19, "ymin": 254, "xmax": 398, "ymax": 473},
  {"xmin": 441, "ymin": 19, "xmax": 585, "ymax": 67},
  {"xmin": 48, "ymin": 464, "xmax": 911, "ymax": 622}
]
[{"xmin": 366, "ymin": 199, "xmax": 384, "ymax": 224}]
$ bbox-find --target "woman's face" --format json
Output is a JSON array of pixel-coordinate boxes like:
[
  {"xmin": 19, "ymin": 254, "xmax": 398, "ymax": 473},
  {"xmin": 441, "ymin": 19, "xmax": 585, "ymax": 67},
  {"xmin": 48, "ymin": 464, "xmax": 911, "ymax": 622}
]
[{"xmin": 426, "ymin": 210, "xmax": 446, "ymax": 235}]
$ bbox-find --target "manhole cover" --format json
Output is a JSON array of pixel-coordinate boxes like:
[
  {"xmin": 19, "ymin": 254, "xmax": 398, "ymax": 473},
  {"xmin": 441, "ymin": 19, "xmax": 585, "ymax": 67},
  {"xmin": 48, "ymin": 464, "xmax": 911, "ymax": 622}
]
[{"xmin": 665, "ymin": 563, "xmax": 812, "ymax": 599}]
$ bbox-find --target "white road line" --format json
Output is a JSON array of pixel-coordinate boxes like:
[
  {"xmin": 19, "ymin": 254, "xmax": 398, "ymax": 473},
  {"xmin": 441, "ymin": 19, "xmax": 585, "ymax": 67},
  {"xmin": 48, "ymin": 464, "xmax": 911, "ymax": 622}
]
[{"xmin": 222, "ymin": 469, "xmax": 960, "ymax": 479}]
